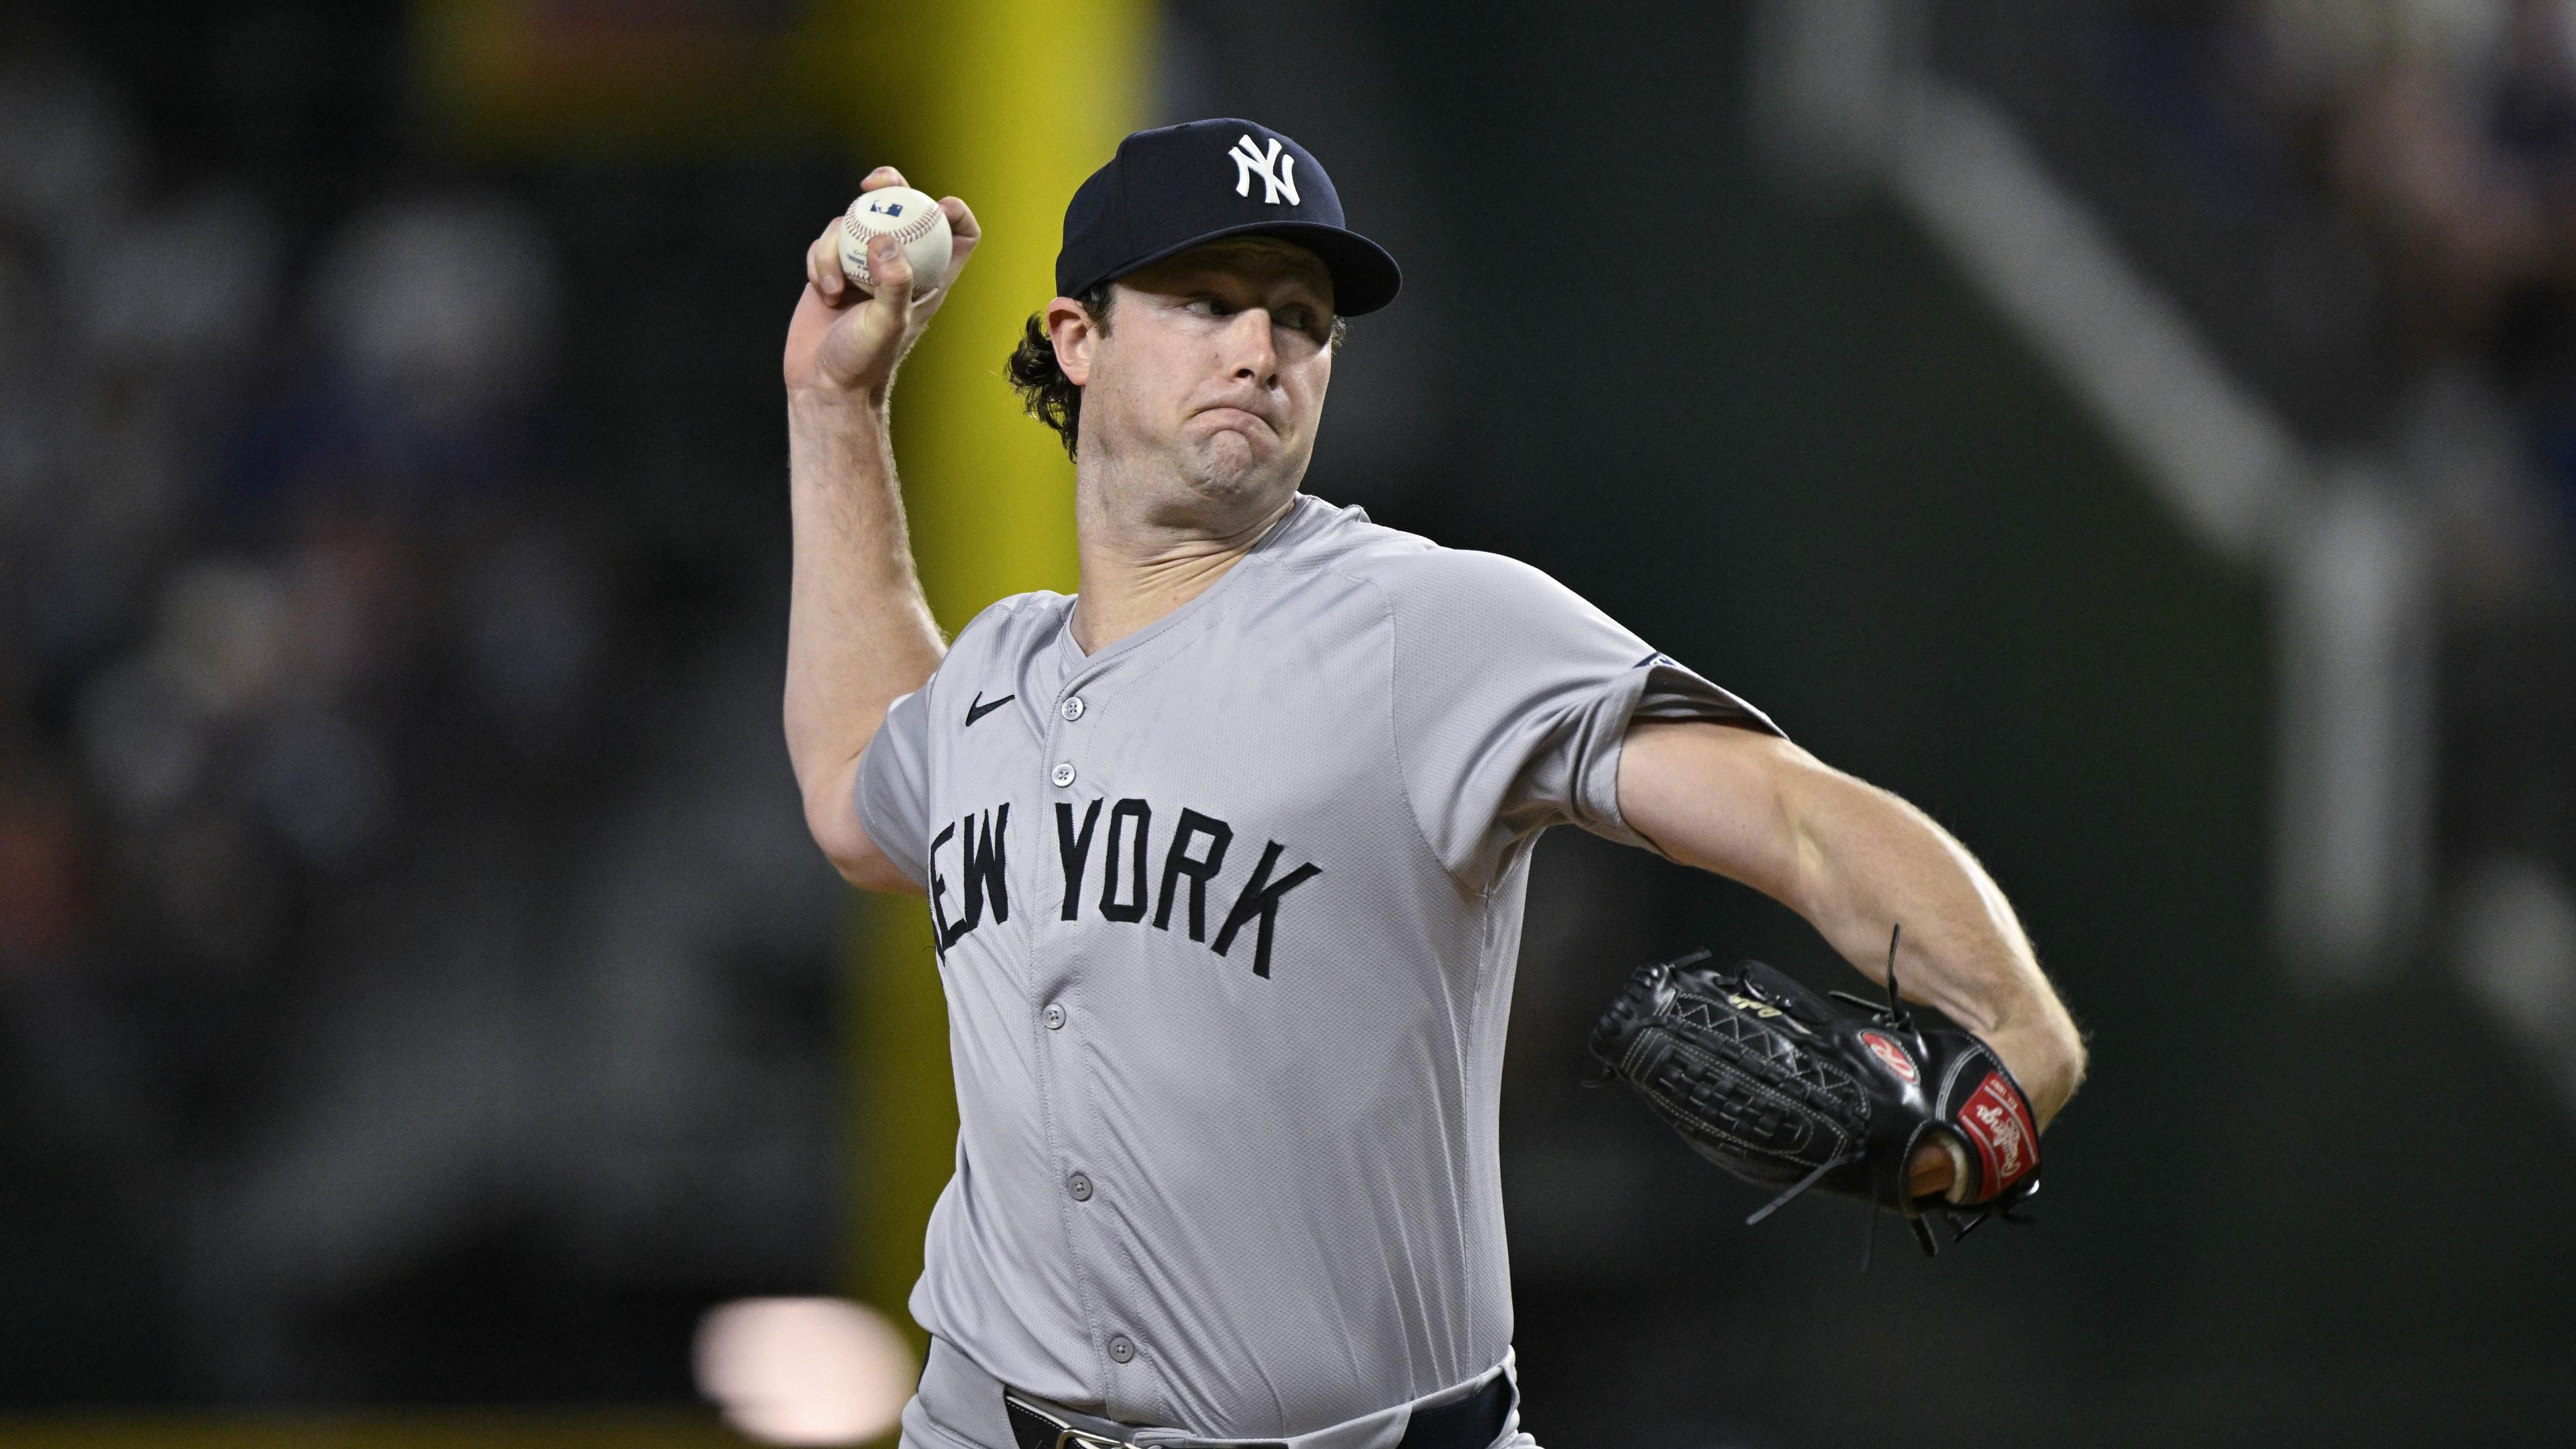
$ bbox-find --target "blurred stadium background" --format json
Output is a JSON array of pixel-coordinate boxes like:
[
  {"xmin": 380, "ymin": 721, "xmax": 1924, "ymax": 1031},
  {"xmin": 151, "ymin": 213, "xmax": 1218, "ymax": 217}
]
[{"xmin": 2, "ymin": 1, "xmax": 2573, "ymax": 1444}]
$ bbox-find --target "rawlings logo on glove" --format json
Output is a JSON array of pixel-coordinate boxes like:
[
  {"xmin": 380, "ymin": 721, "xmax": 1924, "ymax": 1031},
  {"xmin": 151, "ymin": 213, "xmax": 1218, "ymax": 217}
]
[
  {"xmin": 1957, "ymin": 1071, "xmax": 2037, "ymax": 1195},
  {"xmin": 1587, "ymin": 926, "xmax": 2041, "ymax": 1262}
]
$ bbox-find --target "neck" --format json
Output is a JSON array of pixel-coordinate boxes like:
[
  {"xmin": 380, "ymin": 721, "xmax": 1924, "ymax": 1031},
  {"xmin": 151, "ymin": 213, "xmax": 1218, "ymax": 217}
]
[{"xmin": 1069, "ymin": 477, "xmax": 1297, "ymax": 655}]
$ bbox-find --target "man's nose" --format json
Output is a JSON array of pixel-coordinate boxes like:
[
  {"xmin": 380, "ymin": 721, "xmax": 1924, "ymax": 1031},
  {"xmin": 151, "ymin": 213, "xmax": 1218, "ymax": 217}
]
[{"xmin": 1222, "ymin": 309, "xmax": 1279, "ymax": 386}]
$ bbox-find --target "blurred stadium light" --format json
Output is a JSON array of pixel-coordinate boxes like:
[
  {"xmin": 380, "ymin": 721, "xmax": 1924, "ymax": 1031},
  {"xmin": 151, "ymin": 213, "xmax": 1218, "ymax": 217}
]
[{"xmin": 694, "ymin": 1297, "xmax": 914, "ymax": 1446}]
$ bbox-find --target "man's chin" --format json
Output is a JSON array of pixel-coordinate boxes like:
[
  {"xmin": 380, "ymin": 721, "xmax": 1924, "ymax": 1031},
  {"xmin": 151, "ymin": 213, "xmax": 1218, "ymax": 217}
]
[{"xmin": 1189, "ymin": 430, "xmax": 1281, "ymax": 490}]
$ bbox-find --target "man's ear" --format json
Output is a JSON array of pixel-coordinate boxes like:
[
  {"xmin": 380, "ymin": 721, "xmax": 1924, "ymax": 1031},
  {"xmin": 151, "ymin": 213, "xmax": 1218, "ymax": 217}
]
[{"xmin": 1045, "ymin": 297, "xmax": 1100, "ymax": 387}]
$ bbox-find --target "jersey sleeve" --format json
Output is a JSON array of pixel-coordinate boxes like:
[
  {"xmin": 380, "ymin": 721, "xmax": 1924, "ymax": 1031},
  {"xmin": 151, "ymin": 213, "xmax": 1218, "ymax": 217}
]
[
  {"xmin": 1381, "ymin": 549, "xmax": 1782, "ymax": 888},
  {"xmin": 852, "ymin": 685, "xmax": 934, "ymax": 888}
]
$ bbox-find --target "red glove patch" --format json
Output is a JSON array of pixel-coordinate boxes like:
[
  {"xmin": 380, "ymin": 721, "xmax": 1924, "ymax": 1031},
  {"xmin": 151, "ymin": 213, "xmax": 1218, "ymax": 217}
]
[{"xmin": 1954, "ymin": 1070, "xmax": 2038, "ymax": 1199}]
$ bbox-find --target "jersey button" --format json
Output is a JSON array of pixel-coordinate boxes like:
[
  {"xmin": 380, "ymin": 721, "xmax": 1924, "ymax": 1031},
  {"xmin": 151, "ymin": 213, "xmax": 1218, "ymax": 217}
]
[
  {"xmin": 1042, "ymin": 1003, "xmax": 1066, "ymax": 1030},
  {"xmin": 1066, "ymin": 1172, "xmax": 1093, "ymax": 1202},
  {"xmin": 1061, "ymin": 696, "xmax": 1085, "ymax": 722},
  {"xmin": 1051, "ymin": 761, "xmax": 1076, "ymax": 788},
  {"xmin": 1106, "ymin": 1334, "xmax": 1135, "ymax": 1364}
]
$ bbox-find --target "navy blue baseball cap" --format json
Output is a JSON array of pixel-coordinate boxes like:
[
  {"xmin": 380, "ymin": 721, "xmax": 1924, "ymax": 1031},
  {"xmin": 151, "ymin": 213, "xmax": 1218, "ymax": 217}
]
[{"xmin": 1055, "ymin": 118, "xmax": 1402, "ymax": 316}]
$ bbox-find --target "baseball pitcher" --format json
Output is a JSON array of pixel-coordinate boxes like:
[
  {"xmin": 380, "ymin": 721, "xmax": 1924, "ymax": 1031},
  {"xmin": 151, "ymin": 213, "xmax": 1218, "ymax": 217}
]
[{"xmin": 780, "ymin": 119, "xmax": 2086, "ymax": 1449}]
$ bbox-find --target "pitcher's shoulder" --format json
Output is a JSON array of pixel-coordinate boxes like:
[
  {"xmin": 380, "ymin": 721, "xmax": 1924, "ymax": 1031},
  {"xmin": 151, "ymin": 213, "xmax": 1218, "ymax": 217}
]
[
  {"xmin": 1316, "ymin": 527, "xmax": 1602, "ymax": 635},
  {"xmin": 1283, "ymin": 497, "xmax": 1531, "ymax": 590},
  {"xmin": 929, "ymin": 590, "xmax": 1072, "ymax": 689}
]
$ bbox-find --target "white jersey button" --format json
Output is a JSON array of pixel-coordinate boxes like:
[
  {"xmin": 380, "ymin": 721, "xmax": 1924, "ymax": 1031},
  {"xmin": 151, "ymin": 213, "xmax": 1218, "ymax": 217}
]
[
  {"xmin": 1061, "ymin": 696, "xmax": 1085, "ymax": 722},
  {"xmin": 1051, "ymin": 762, "xmax": 1076, "ymax": 788},
  {"xmin": 1042, "ymin": 1003, "xmax": 1066, "ymax": 1030},
  {"xmin": 1106, "ymin": 1334, "xmax": 1135, "ymax": 1364},
  {"xmin": 1066, "ymin": 1172, "xmax": 1093, "ymax": 1202}
]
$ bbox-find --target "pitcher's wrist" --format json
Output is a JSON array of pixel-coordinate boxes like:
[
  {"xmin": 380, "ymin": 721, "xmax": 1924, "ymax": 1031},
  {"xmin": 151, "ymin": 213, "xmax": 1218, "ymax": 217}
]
[{"xmin": 789, "ymin": 382, "xmax": 890, "ymax": 431}]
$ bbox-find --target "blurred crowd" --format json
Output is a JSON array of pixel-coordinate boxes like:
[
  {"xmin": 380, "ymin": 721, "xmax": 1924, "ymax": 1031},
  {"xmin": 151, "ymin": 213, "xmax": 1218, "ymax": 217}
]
[
  {"xmin": 1943, "ymin": 0, "xmax": 2576, "ymax": 910},
  {"xmin": 0, "ymin": 42, "xmax": 849, "ymax": 1402},
  {"xmin": 2232, "ymin": 0, "xmax": 2576, "ymax": 877},
  {"xmin": 2108, "ymin": 0, "xmax": 2576, "ymax": 526},
  {"xmin": 0, "ymin": 61, "xmax": 593, "ymax": 983},
  {"xmin": 2300, "ymin": 0, "xmax": 2576, "ymax": 491}
]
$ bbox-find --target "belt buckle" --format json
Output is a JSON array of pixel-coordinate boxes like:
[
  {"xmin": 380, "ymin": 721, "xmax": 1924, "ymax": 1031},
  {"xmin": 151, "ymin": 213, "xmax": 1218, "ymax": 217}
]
[{"xmin": 1006, "ymin": 1391, "xmax": 1139, "ymax": 1449}]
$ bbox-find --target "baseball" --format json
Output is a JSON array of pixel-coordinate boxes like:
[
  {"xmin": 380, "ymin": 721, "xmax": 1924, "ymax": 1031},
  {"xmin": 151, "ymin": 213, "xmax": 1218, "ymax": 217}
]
[{"xmin": 837, "ymin": 186, "xmax": 953, "ymax": 297}]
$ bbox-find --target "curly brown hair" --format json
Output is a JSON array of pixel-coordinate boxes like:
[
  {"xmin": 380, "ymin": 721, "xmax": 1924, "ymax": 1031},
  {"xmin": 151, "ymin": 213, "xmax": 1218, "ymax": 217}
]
[
  {"xmin": 1006, "ymin": 283, "xmax": 1349, "ymax": 460},
  {"xmin": 1006, "ymin": 282, "xmax": 1116, "ymax": 461}
]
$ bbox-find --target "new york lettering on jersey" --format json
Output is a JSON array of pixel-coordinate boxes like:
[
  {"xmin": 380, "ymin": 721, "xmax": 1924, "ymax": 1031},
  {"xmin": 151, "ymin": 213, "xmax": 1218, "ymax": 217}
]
[{"xmin": 923, "ymin": 797, "xmax": 1321, "ymax": 977}]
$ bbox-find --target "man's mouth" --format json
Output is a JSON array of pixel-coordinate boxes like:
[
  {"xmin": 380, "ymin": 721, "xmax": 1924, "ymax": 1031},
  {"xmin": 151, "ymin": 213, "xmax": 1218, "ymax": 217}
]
[{"xmin": 1194, "ymin": 405, "xmax": 1278, "ymax": 435}]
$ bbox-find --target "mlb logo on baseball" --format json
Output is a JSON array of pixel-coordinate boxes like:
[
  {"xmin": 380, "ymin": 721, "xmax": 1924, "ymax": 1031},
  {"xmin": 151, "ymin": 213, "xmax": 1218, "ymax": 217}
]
[{"xmin": 837, "ymin": 184, "xmax": 953, "ymax": 296}]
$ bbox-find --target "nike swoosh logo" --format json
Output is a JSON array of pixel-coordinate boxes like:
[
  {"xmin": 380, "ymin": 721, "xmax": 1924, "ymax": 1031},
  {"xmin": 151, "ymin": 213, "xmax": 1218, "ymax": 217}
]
[{"xmin": 965, "ymin": 692, "xmax": 1014, "ymax": 727}]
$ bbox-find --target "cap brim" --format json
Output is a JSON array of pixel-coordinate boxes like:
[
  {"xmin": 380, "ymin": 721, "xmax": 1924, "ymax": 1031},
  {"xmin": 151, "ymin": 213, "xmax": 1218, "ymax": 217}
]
[{"xmin": 1089, "ymin": 219, "xmax": 1402, "ymax": 317}]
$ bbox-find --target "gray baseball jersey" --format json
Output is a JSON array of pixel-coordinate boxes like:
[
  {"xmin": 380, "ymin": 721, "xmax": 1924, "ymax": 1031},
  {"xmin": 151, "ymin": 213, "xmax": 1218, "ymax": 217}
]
[{"xmin": 855, "ymin": 494, "xmax": 1778, "ymax": 1445}]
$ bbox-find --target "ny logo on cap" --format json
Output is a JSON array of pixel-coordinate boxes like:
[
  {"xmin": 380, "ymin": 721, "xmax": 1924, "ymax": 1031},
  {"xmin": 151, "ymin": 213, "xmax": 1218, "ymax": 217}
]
[{"xmin": 1228, "ymin": 133, "xmax": 1299, "ymax": 206}]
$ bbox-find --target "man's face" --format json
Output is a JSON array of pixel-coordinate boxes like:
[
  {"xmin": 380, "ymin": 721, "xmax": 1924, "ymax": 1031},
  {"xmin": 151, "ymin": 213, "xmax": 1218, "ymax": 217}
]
[{"xmin": 1057, "ymin": 237, "xmax": 1336, "ymax": 512}]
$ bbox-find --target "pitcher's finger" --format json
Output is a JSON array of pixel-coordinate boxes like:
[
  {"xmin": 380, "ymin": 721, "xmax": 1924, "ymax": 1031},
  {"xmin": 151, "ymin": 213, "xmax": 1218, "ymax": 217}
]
[
  {"xmin": 808, "ymin": 219, "xmax": 849, "ymax": 299},
  {"xmin": 863, "ymin": 233, "xmax": 912, "ymax": 321},
  {"xmin": 936, "ymin": 197, "xmax": 982, "ymax": 287},
  {"xmin": 859, "ymin": 166, "xmax": 909, "ymax": 193}
]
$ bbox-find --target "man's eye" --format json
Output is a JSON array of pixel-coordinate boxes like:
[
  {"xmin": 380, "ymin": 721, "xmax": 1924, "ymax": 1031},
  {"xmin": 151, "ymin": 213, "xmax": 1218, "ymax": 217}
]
[
  {"xmin": 1281, "ymin": 309, "xmax": 1334, "ymax": 344},
  {"xmin": 1185, "ymin": 297, "xmax": 1226, "ymax": 316}
]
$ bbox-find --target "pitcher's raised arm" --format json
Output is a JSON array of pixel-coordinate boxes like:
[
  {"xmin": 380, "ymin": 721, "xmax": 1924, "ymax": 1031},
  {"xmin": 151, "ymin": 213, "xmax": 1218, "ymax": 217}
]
[{"xmin": 782, "ymin": 167, "xmax": 980, "ymax": 894}]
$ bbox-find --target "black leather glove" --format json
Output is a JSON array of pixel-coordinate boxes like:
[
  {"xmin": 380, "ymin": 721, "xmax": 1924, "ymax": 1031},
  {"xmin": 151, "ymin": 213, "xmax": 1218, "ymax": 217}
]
[{"xmin": 1587, "ymin": 934, "xmax": 2041, "ymax": 1259}]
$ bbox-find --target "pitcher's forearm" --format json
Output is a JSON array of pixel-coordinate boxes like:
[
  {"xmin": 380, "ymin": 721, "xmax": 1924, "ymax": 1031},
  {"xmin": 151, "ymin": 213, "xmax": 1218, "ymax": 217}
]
[
  {"xmin": 1619, "ymin": 724, "xmax": 2084, "ymax": 1126},
  {"xmin": 783, "ymin": 389, "xmax": 944, "ymax": 803},
  {"xmin": 1782, "ymin": 768, "xmax": 2085, "ymax": 1123}
]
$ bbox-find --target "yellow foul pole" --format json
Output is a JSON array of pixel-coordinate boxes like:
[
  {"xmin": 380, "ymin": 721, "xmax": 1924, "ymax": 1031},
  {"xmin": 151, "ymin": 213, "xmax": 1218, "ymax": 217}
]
[{"xmin": 820, "ymin": 0, "xmax": 1157, "ymax": 1360}]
